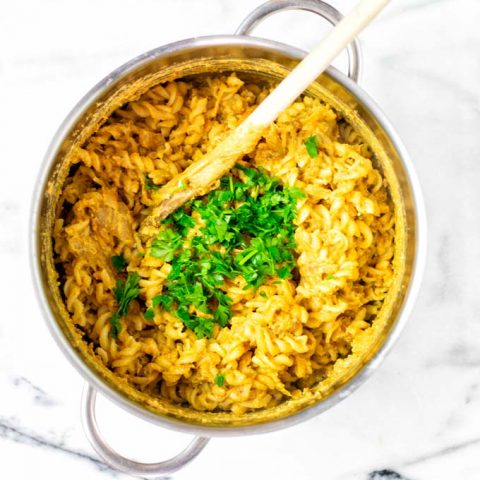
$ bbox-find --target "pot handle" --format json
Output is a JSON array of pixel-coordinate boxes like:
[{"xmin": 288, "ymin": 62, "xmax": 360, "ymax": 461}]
[
  {"xmin": 81, "ymin": 384, "xmax": 210, "ymax": 477},
  {"xmin": 235, "ymin": 0, "xmax": 362, "ymax": 83}
]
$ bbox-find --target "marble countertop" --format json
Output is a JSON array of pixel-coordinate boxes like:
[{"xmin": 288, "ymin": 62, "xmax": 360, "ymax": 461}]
[{"xmin": 1, "ymin": 0, "xmax": 479, "ymax": 478}]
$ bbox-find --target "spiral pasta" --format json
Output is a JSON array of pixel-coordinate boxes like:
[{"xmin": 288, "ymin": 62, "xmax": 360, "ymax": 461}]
[{"xmin": 53, "ymin": 73, "xmax": 395, "ymax": 414}]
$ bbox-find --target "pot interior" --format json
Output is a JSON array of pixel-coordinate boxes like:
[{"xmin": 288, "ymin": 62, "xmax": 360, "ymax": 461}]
[{"xmin": 35, "ymin": 38, "xmax": 417, "ymax": 433}]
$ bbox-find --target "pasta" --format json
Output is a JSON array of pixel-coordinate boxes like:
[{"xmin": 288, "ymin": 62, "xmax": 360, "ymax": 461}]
[{"xmin": 53, "ymin": 73, "xmax": 395, "ymax": 415}]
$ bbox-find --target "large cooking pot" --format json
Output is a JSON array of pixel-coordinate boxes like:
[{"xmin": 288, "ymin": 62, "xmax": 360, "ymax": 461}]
[{"xmin": 30, "ymin": 0, "xmax": 426, "ymax": 476}]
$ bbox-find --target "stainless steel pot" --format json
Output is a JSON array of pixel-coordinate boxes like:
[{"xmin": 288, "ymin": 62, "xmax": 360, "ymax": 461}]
[{"xmin": 30, "ymin": 0, "xmax": 427, "ymax": 476}]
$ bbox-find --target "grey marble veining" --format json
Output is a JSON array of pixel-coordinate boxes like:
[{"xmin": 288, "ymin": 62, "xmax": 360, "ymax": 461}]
[
  {"xmin": 0, "ymin": 415, "xmax": 110, "ymax": 474},
  {"xmin": 11, "ymin": 376, "xmax": 58, "ymax": 407},
  {"xmin": 1, "ymin": 0, "xmax": 480, "ymax": 478}
]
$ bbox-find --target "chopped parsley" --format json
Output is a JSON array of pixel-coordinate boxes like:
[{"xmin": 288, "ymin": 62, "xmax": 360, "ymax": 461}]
[
  {"xmin": 214, "ymin": 372, "xmax": 226, "ymax": 387},
  {"xmin": 144, "ymin": 307, "xmax": 155, "ymax": 321},
  {"xmin": 110, "ymin": 272, "xmax": 140, "ymax": 338},
  {"xmin": 326, "ymin": 274, "xmax": 334, "ymax": 280},
  {"xmin": 110, "ymin": 313, "xmax": 121, "ymax": 338},
  {"xmin": 145, "ymin": 175, "xmax": 159, "ymax": 191},
  {"xmin": 150, "ymin": 229, "xmax": 183, "ymax": 262},
  {"xmin": 304, "ymin": 135, "xmax": 319, "ymax": 158},
  {"xmin": 152, "ymin": 294, "xmax": 174, "ymax": 311},
  {"xmin": 111, "ymin": 255, "xmax": 127, "ymax": 273},
  {"xmin": 148, "ymin": 166, "xmax": 304, "ymax": 338}
]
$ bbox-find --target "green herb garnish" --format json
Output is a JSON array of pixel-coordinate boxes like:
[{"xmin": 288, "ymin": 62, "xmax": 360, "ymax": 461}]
[
  {"xmin": 152, "ymin": 294, "xmax": 174, "ymax": 311},
  {"xmin": 150, "ymin": 228, "xmax": 183, "ymax": 262},
  {"xmin": 110, "ymin": 272, "xmax": 140, "ymax": 338},
  {"xmin": 326, "ymin": 274, "xmax": 334, "ymax": 280},
  {"xmin": 110, "ymin": 312, "xmax": 121, "ymax": 338},
  {"xmin": 304, "ymin": 135, "xmax": 319, "ymax": 158},
  {"xmin": 145, "ymin": 175, "xmax": 159, "ymax": 191},
  {"xmin": 147, "ymin": 166, "xmax": 304, "ymax": 338},
  {"xmin": 144, "ymin": 308, "xmax": 155, "ymax": 321},
  {"xmin": 111, "ymin": 255, "xmax": 127, "ymax": 273},
  {"xmin": 214, "ymin": 372, "xmax": 226, "ymax": 387}
]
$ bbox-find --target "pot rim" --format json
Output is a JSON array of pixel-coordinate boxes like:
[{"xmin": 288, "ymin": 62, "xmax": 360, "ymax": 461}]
[{"xmin": 30, "ymin": 34, "xmax": 427, "ymax": 437}]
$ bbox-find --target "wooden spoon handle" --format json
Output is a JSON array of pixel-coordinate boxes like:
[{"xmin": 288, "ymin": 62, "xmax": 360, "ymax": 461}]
[
  {"xmin": 245, "ymin": 0, "xmax": 390, "ymax": 129},
  {"xmin": 144, "ymin": 0, "xmax": 390, "ymax": 228}
]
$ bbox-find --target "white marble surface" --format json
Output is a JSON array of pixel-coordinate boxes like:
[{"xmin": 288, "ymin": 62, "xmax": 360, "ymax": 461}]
[{"xmin": 1, "ymin": 0, "xmax": 479, "ymax": 478}]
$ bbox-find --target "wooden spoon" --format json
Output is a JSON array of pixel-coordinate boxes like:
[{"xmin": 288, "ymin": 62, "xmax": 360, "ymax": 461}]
[{"xmin": 144, "ymin": 0, "xmax": 390, "ymax": 228}]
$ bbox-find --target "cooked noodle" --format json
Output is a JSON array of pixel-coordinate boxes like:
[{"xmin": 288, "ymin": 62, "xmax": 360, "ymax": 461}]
[{"xmin": 53, "ymin": 73, "xmax": 395, "ymax": 414}]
